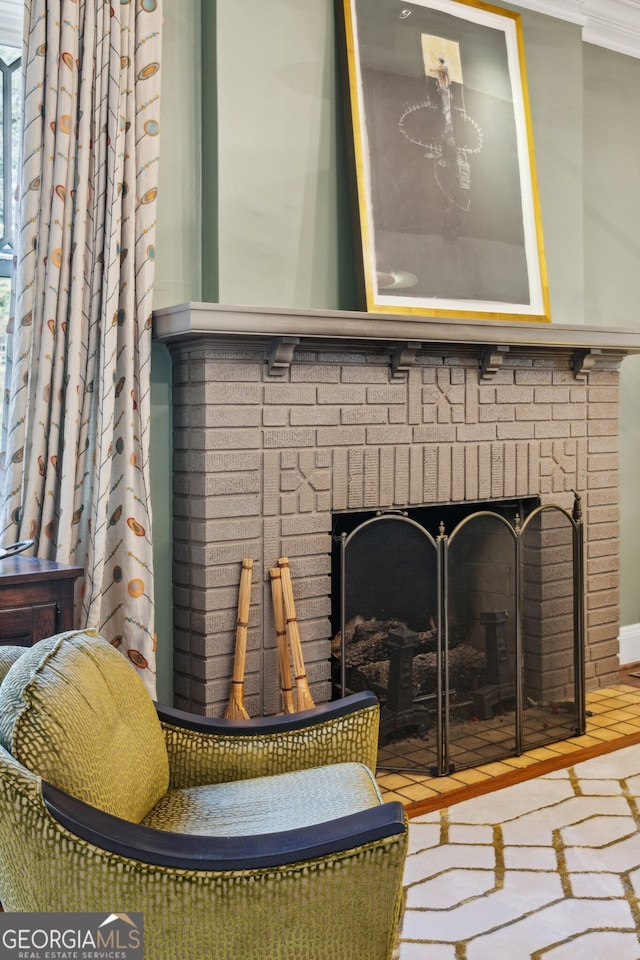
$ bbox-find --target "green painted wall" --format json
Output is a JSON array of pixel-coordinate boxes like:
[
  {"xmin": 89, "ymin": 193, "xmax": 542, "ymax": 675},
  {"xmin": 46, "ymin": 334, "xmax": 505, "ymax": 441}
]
[
  {"xmin": 152, "ymin": 0, "xmax": 202, "ymax": 704},
  {"xmin": 214, "ymin": 0, "xmax": 356, "ymax": 309},
  {"xmin": 583, "ymin": 44, "xmax": 640, "ymax": 626},
  {"xmin": 152, "ymin": 0, "xmax": 640, "ymax": 698}
]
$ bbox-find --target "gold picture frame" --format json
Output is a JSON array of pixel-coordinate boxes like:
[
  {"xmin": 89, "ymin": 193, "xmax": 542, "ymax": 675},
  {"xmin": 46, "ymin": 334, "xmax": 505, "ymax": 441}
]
[{"xmin": 336, "ymin": 0, "xmax": 551, "ymax": 322}]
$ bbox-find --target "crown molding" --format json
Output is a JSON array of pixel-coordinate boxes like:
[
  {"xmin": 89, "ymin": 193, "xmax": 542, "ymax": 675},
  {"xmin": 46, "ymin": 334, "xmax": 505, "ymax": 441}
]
[
  {"xmin": 0, "ymin": 1, "xmax": 638, "ymax": 60},
  {"xmin": 513, "ymin": 0, "xmax": 640, "ymax": 59}
]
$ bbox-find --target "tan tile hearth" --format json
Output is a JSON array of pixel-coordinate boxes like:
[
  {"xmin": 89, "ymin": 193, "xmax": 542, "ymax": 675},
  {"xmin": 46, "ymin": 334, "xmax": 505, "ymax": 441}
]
[{"xmin": 377, "ymin": 678, "xmax": 640, "ymax": 816}]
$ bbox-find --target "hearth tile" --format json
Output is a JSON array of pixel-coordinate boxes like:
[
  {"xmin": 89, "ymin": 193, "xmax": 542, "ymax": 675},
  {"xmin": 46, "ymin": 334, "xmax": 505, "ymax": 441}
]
[
  {"xmin": 500, "ymin": 753, "xmax": 545, "ymax": 769},
  {"xmin": 397, "ymin": 782, "xmax": 444, "ymax": 802},
  {"xmin": 445, "ymin": 768, "xmax": 492, "ymax": 785},
  {"xmin": 387, "ymin": 740, "xmax": 423, "ymax": 757},
  {"xmin": 609, "ymin": 694, "xmax": 640, "ymax": 709},
  {"xmin": 378, "ymin": 790, "xmax": 410, "ymax": 804},
  {"xmin": 419, "ymin": 776, "xmax": 465, "ymax": 795},
  {"xmin": 544, "ymin": 739, "xmax": 582, "ymax": 754},
  {"xmin": 586, "ymin": 727, "xmax": 628, "ymax": 742},
  {"xmin": 517, "ymin": 746, "xmax": 560, "ymax": 761},
  {"xmin": 473, "ymin": 761, "xmax": 515, "ymax": 777},
  {"xmin": 471, "ymin": 745, "xmax": 512, "ymax": 761},
  {"xmin": 449, "ymin": 734, "xmax": 486, "ymax": 750},
  {"xmin": 563, "ymin": 733, "xmax": 604, "ymax": 748},
  {"xmin": 401, "ymin": 749, "xmax": 435, "ymax": 765},
  {"xmin": 587, "ymin": 711, "xmax": 623, "ymax": 726},
  {"xmin": 606, "ymin": 722, "xmax": 640, "ymax": 735},
  {"xmin": 593, "ymin": 697, "xmax": 633, "ymax": 711},
  {"xmin": 464, "ymin": 726, "xmax": 515, "ymax": 745},
  {"xmin": 615, "ymin": 692, "xmax": 640, "ymax": 705},
  {"xmin": 616, "ymin": 713, "xmax": 640, "ymax": 727},
  {"xmin": 376, "ymin": 773, "xmax": 415, "ymax": 790},
  {"xmin": 398, "ymin": 772, "xmax": 435, "ymax": 784},
  {"xmin": 602, "ymin": 708, "xmax": 640, "ymax": 721},
  {"xmin": 585, "ymin": 698, "xmax": 617, "ymax": 713}
]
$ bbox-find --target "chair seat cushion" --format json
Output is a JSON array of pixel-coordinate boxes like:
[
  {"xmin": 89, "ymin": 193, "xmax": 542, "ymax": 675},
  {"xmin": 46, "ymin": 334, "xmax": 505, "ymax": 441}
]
[
  {"xmin": 142, "ymin": 761, "xmax": 382, "ymax": 836},
  {"xmin": 0, "ymin": 630, "xmax": 169, "ymax": 823}
]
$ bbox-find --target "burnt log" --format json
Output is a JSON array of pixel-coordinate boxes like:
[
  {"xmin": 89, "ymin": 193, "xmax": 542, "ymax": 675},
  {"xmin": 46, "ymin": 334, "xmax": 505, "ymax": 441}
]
[
  {"xmin": 332, "ymin": 615, "xmax": 437, "ymax": 667},
  {"xmin": 356, "ymin": 643, "xmax": 486, "ymax": 702}
]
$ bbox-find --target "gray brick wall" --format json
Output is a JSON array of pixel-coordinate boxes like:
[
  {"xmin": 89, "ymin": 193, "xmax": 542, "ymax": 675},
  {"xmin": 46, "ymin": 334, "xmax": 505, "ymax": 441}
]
[{"xmin": 168, "ymin": 340, "xmax": 621, "ymax": 716}]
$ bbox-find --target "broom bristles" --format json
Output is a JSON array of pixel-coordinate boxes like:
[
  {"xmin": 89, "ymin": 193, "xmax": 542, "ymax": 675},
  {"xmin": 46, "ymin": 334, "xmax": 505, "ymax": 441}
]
[
  {"xmin": 224, "ymin": 558, "xmax": 253, "ymax": 720},
  {"xmin": 278, "ymin": 557, "xmax": 315, "ymax": 711},
  {"xmin": 224, "ymin": 682, "xmax": 251, "ymax": 720}
]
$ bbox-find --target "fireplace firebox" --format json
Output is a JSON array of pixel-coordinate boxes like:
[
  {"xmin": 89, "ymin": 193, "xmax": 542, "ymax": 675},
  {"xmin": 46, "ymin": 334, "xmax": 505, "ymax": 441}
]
[{"xmin": 332, "ymin": 494, "xmax": 585, "ymax": 775}]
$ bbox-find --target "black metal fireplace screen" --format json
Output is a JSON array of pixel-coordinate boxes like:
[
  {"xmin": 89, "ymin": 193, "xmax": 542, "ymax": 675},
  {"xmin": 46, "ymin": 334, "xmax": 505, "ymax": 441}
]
[{"xmin": 332, "ymin": 495, "xmax": 585, "ymax": 776}]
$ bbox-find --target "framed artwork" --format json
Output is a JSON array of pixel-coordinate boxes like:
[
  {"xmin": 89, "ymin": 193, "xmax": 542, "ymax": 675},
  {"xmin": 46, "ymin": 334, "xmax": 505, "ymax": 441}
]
[{"xmin": 336, "ymin": 0, "xmax": 551, "ymax": 322}]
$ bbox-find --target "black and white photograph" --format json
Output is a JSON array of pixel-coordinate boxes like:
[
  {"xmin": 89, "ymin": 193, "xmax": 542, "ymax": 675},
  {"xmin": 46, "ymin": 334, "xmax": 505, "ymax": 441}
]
[{"xmin": 338, "ymin": 0, "xmax": 551, "ymax": 321}]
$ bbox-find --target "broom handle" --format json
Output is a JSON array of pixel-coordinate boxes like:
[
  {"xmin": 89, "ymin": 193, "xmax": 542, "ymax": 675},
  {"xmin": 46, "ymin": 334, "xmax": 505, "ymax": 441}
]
[
  {"xmin": 231, "ymin": 558, "xmax": 253, "ymax": 684},
  {"xmin": 278, "ymin": 557, "xmax": 315, "ymax": 708},
  {"xmin": 269, "ymin": 567, "xmax": 295, "ymax": 714}
]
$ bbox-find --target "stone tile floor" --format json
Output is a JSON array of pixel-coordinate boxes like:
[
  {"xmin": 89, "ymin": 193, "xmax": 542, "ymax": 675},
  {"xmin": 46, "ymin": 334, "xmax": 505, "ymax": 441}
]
[{"xmin": 377, "ymin": 679, "xmax": 640, "ymax": 814}]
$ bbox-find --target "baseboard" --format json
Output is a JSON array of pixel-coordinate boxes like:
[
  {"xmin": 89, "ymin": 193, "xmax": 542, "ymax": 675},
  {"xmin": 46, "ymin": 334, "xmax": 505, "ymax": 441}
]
[{"xmin": 618, "ymin": 623, "xmax": 640, "ymax": 666}]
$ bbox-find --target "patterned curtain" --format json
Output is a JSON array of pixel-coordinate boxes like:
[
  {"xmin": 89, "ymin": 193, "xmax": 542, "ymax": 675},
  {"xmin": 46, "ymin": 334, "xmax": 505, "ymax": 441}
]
[{"xmin": 0, "ymin": 0, "xmax": 162, "ymax": 696}]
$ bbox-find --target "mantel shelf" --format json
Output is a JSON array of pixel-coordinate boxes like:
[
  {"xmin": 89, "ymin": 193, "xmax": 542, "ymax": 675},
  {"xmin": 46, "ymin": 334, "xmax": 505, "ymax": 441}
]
[{"xmin": 153, "ymin": 302, "xmax": 640, "ymax": 359}]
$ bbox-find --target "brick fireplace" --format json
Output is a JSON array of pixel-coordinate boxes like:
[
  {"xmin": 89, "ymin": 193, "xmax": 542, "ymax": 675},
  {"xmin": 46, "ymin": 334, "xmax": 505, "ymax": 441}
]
[{"xmin": 153, "ymin": 303, "xmax": 640, "ymax": 719}]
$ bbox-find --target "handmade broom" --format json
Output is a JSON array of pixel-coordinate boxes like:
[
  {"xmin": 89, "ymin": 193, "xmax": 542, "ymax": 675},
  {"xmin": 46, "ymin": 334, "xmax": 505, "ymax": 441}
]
[
  {"xmin": 269, "ymin": 566, "xmax": 295, "ymax": 714},
  {"xmin": 278, "ymin": 557, "xmax": 315, "ymax": 710},
  {"xmin": 224, "ymin": 557, "xmax": 253, "ymax": 720}
]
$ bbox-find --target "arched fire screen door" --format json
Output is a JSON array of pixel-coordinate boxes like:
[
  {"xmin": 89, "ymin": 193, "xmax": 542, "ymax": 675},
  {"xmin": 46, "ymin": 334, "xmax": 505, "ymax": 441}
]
[{"xmin": 333, "ymin": 494, "xmax": 585, "ymax": 776}]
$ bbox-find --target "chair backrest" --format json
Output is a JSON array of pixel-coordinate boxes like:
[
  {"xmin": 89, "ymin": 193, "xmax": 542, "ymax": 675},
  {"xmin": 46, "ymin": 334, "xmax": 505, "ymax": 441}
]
[{"xmin": 0, "ymin": 630, "xmax": 169, "ymax": 822}]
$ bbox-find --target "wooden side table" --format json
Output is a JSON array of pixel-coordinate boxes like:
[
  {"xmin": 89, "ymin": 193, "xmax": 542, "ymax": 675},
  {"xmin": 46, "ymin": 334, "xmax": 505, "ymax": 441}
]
[{"xmin": 0, "ymin": 556, "xmax": 83, "ymax": 647}]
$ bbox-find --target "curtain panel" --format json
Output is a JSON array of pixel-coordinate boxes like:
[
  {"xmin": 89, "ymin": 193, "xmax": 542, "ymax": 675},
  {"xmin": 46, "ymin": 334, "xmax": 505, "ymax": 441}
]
[{"xmin": 0, "ymin": 0, "xmax": 162, "ymax": 695}]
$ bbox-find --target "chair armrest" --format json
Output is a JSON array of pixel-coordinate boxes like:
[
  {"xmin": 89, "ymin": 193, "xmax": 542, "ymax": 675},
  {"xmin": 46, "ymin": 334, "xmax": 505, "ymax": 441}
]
[
  {"xmin": 156, "ymin": 691, "xmax": 381, "ymax": 788},
  {"xmin": 42, "ymin": 780, "xmax": 406, "ymax": 871}
]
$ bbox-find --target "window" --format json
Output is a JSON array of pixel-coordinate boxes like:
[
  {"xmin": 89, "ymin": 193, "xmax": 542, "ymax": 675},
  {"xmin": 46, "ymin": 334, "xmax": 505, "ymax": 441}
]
[{"xmin": 0, "ymin": 2, "xmax": 21, "ymax": 437}]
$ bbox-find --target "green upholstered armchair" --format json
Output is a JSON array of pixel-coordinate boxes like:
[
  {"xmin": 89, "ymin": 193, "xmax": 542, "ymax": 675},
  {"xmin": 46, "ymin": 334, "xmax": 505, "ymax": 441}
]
[{"xmin": 0, "ymin": 631, "xmax": 407, "ymax": 960}]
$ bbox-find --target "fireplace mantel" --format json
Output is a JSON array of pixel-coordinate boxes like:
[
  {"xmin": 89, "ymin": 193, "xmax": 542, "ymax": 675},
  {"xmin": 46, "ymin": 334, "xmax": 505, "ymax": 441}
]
[
  {"xmin": 153, "ymin": 302, "xmax": 640, "ymax": 352},
  {"xmin": 154, "ymin": 302, "xmax": 640, "ymax": 379}
]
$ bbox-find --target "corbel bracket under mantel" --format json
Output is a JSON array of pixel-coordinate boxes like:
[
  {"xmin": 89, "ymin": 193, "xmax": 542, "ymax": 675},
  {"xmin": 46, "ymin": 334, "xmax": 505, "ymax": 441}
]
[
  {"xmin": 572, "ymin": 347, "xmax": 602, "ymax": 380},
  {"xmin": 391, "ymin": 341, "xmax": 422, "ymax": 378},
  {"xmin": 267, "ymin": 336, "xmax": 300, "ymax": 376},
  {"xmin": 480, "ymin": 345, "xmax": 510, "ymax": 381}
]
